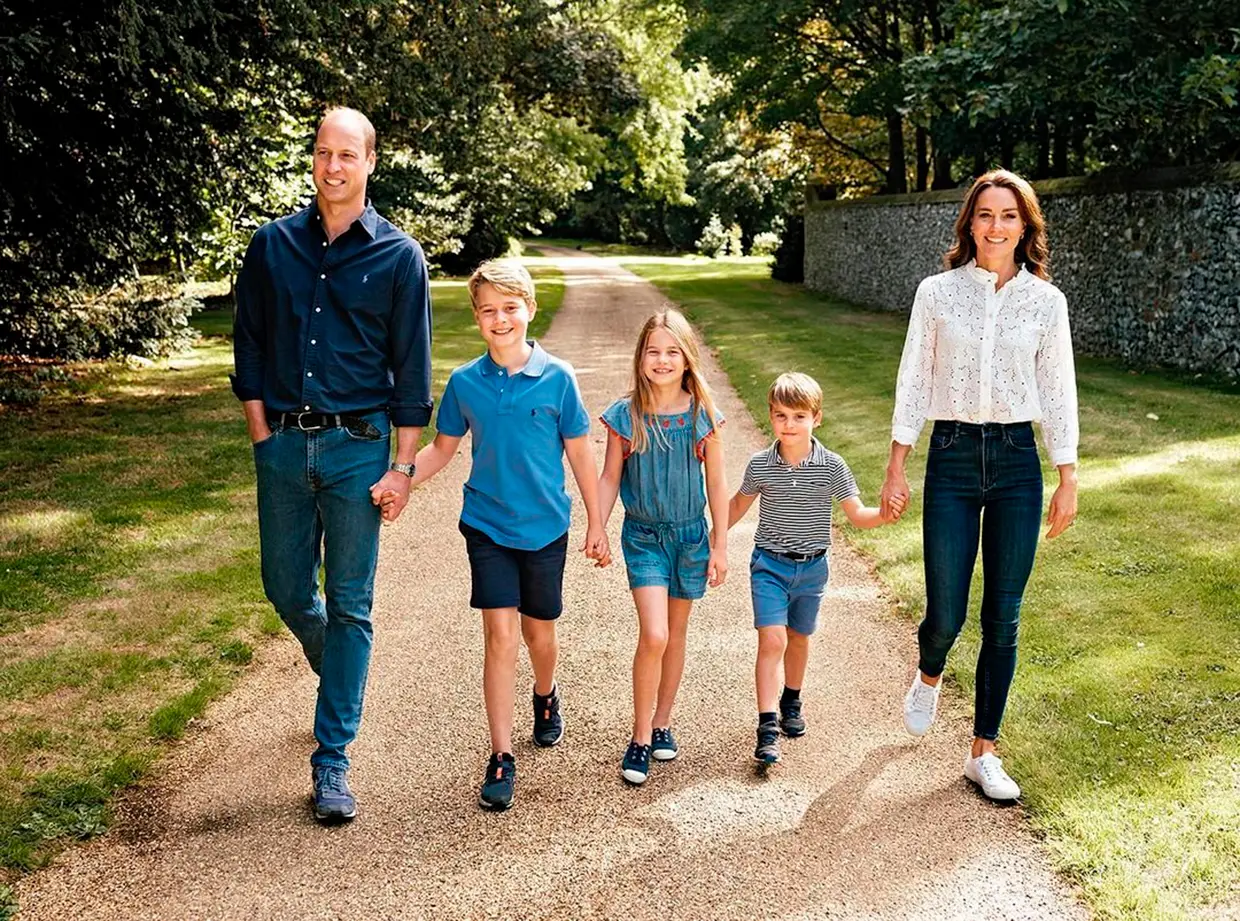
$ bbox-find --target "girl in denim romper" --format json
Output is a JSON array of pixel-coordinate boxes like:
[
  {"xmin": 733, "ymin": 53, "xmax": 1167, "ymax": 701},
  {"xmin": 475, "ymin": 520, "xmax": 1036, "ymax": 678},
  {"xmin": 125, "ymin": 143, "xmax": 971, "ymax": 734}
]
[{"xmin": 598, "ymin": 309, "xmax": 729, "ymax": 786}]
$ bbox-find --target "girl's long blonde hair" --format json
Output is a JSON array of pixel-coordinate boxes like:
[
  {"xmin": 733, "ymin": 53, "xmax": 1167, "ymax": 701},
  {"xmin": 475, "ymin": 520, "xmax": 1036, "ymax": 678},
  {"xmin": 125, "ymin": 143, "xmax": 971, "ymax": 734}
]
[{"xmin": 628, "ymin": 309, "xmax": 721, "ymax": 455}]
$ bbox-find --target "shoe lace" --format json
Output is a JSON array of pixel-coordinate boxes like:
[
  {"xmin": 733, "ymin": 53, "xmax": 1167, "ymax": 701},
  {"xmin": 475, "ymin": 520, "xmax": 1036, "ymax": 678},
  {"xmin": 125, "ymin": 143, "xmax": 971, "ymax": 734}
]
[
  {"xmin": 978, "ymin": 754, "xmax": 1007, "ymax": 782},
  {"xmin": 318, "ymin": 767, "xmax": 348, "ymax": 795},
  {"xmin": 757, "ymin": 724, "xmax": 779, "ymax": 745},
  {"xmin": 652, "ymin": 728, "xmax": 670, "ymax": 745},
  {"xmin": 627, "ymin": 741, "xmax": 650, "ymax": 760},
  {"xmin": 910, "ymin": 682, "xmax": 937, "ymax": 712}
]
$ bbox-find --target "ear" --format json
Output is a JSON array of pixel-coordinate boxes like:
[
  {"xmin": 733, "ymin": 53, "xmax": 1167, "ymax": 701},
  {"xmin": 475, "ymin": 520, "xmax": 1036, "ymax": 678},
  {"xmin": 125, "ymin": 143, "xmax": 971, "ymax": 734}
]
[
  {"xmin": 366, "ymin": 150, "xmax": 377, "ymax": 175},
  {"xmin": 814, "ymin": 411, "xmax": 824, "ymax": 427}
]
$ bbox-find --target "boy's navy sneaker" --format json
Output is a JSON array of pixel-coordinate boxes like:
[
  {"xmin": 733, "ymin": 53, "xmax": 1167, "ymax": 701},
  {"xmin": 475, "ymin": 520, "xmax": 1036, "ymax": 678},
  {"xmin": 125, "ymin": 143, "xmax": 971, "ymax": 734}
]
[
  {"xmin": 532, "ymin": 685, "xmax": 564, "ymax": 747},
  {"xmin": 754, "ymin": 721, "xmax": 781, "ymax": 765},
  {"xmin": 621, "ymin": 740, "xmax": 651, "ymax": 785},
  {"xmin": 779, "ymin": 697, "xmax": 807, "ymax": 737},
  {"xmin": 479, "ymin": 753, "xmax": 516, "ymax": 810},
  {"xmin": 650, "ymin": 727, "xmax": 679, "ymax": 761},
  {"xmin": 311, "ymin": 765, "xmax": 357, "ymax": 823}
]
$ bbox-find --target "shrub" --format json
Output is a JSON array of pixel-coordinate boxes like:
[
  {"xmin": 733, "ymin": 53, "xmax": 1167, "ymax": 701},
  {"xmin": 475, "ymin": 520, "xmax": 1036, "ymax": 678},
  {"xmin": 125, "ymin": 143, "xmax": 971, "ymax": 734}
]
[
  {"xmin": 695, "ymin": 213, "xmax": 729, "ymax": 258},
  {"xmin": 771, "ymin": 213, "xmax": 804, "ymax": 283},
  {"xmin": 0, "ymin": 292, "xmax": 201, "ymax": 362},
  {"xmin": 751, "ymin": 231, "xmax": 781, "ymax": 257}
]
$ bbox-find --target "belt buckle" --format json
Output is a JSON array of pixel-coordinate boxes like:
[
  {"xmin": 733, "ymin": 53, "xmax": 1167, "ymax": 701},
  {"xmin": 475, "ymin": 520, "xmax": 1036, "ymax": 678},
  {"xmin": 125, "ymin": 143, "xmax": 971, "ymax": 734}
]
[{"xmin": 295, "ymin": 411, "xmax": 324, "ymax": 432}]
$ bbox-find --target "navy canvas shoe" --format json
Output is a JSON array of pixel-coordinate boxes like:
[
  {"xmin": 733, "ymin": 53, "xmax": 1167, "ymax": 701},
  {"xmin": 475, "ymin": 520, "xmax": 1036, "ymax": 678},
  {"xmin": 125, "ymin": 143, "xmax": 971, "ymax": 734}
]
[
  {"xmin": 480, "ymin": 753, "xmax": 516, "ymax": 810},
  {"xmin": 532, "ymin": 685, "xmax": 565, "ymax": 747},
  {"xmin": 650, "ymin": 727, "xmax": 679, "ymax": 762},
  {"xmin": 621, "ymin": 740, "xmax": 651, "ymax": 785},
  {"xmin": 312, "ymin": 765, "xmax": 357, "ymax": 823}
]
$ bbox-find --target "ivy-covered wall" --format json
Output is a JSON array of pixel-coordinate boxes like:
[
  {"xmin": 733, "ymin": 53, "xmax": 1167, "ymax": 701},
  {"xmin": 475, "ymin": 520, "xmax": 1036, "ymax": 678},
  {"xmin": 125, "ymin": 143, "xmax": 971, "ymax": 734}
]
[{"xmin": 804, "ymin": 165, "xmax": 1240, "ymax": 376}]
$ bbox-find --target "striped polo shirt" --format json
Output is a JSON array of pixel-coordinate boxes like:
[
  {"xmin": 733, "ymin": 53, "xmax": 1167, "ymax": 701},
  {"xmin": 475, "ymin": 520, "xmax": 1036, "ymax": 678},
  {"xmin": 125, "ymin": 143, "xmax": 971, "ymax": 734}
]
[{"xmin": 739, "ymin": 438, "xmax": 860, "ymax": 555}]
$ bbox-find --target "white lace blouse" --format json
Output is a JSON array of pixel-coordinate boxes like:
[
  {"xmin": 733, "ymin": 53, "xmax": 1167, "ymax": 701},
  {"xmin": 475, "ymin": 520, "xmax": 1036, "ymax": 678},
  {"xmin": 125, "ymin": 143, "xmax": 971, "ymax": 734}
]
[{"xmin": 891, "ymin": 261, "xmax": 1079, "ymax": 466}]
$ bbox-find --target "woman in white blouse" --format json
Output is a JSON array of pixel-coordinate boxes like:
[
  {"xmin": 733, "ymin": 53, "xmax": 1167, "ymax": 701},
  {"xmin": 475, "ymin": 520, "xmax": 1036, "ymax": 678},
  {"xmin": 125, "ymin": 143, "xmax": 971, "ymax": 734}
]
[{"xmin": 880, "ymin": 169, "xmax": 1079, "ymax": 801}]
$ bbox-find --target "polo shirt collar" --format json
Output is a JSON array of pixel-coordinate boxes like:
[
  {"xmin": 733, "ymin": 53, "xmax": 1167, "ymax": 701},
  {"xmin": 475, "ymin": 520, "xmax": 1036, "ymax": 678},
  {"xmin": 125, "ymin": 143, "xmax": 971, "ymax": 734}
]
[
  {"xmin": 308, "ymin": 199, "xmax": 379, "ymax": 239},
  {"xmin": 480, "ymin": 340, "xmax": 548, "ymax": 378},
  {"xmin": 768, "ymin": 437, "xmax": 828, "ymax": 467}
]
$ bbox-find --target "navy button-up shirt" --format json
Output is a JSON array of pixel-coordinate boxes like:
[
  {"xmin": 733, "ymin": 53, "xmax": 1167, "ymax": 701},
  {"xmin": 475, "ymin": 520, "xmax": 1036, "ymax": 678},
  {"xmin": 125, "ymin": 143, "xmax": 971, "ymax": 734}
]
[{"xmin": 230, "ymin": 202, "xmax": 433, "ymax": 427}]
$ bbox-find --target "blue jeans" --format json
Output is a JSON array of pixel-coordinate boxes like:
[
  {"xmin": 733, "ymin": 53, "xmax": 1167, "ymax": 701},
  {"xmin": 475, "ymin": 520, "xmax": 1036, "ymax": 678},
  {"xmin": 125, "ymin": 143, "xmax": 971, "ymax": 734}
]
[
  {"xmin": 253, "ymin": 411, "xmax": 390, "ymax": 769},
  {"xmin": 919, "ymin": 421, "xmax": 1043, "ymax": 741},
  {"xmin": 621, "ymin": 516, "xmax": 711, "ymax": 600}
]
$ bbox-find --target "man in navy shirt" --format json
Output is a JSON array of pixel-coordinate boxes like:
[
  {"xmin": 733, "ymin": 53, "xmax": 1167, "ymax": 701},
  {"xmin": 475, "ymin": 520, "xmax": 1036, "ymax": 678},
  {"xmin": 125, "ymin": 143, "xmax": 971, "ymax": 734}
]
[{"xmin": 231, "ymin": 107, "xmax": 432, "ymax": 823}]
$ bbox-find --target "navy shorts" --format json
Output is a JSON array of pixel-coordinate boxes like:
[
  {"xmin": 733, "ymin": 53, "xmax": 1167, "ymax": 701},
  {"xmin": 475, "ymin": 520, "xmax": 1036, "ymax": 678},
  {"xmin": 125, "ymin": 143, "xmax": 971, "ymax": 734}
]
[{"xmin": 459, "ymin": 521, "xmax": 568, "ymax": 620}]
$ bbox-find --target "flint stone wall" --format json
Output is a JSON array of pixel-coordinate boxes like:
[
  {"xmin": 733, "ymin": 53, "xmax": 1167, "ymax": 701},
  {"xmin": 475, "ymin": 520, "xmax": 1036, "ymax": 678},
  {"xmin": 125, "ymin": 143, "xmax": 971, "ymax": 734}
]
[{"xmin": 803, "ymin": 164, "xmax": 1240, "ymax": 375}]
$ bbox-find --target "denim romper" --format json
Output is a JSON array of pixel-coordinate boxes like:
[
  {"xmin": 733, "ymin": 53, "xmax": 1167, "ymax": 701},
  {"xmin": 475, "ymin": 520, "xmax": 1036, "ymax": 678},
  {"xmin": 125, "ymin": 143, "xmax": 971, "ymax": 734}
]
[{"xmin": 601, "ymin": 397, "xmax": 723, "ymax": 600}]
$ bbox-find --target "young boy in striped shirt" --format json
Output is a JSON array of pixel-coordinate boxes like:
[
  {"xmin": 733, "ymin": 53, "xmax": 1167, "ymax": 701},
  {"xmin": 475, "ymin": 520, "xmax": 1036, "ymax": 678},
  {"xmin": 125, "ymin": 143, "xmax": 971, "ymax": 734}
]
[{"xmin": 725, "ymin": 373, "xmax": 904, "ymax": 765}]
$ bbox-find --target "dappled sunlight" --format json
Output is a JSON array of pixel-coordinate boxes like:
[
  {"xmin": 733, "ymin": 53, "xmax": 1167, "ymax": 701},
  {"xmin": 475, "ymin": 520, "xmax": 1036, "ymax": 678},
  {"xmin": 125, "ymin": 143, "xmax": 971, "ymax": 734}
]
[
  {"xmin": 0, "ymin": 508, "xmax": 90, "ymax": 546},
  {"xmin": 1082, "ymin": 435, "xmax": 1240, "ymax": 490}
]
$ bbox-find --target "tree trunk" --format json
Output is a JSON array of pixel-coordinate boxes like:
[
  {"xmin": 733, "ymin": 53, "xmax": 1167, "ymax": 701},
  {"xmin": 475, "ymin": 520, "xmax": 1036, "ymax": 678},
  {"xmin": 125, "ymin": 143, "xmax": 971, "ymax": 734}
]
[
  {"xmin": 1035, "ymin": 116, "xmax": 1051, "ymax": 179},
  {"xmin": 1000, "ymin": 126, "xmax": 1015, "ymax": 170},
  {"xmin": 972, "ymin": 147, "xmax": 987, "ymax": 177},
  {"xmin": 915, "ymin": 126, "xmax": 929, "ymax": 191},
  {"xmin": 886, "ymin": 112, "xmax": 907, "ymax": 193},
  {"xmin": 1072, "ymin": 119, "xmax": 1087, "ymax": 175}
]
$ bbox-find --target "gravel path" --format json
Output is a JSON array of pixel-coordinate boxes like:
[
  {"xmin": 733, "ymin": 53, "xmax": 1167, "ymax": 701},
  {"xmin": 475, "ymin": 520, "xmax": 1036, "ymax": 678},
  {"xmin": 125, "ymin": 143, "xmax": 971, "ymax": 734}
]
[{"xmin": 16, "ymin": 249, "xmax": 1088, "ymax": 920}]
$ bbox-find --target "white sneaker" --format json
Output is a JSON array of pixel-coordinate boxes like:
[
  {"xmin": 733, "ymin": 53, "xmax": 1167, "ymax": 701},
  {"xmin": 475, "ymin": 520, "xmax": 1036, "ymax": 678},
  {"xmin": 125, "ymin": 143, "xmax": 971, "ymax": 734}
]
[
  {"xmin": 903, "ymin": 675, "xmax": 941, "ymax": 736},
  {"xmin": 964, "ymin": 752, "xmax": 1021, "ymax": 801}
]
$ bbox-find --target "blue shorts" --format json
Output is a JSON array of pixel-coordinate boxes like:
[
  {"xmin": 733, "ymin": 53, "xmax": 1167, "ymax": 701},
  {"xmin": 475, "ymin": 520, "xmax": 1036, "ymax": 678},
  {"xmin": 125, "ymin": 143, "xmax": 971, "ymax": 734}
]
[
  {"xmin": 749, "ymin": 547, "xmax": 830, "ymax": 635},
  {"xmin": 621, "ymin": 516, "xmax": 710, "ymax": 600},
  {"xmin": 459, "ymin": 521, "xmax": 568, "ymax": 620}
]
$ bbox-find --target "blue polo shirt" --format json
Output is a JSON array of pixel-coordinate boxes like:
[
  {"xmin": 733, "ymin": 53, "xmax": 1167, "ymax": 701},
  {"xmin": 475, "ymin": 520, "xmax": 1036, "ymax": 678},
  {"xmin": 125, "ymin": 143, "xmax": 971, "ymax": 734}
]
[{"xmin": 436, "ymin": 341, "xmax": 591, "ymax": 550}]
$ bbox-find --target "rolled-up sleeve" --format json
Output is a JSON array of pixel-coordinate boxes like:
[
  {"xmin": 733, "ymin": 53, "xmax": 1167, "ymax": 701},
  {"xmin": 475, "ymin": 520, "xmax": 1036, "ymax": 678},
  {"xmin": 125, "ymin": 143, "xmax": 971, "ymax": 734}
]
[
  {"xmin": 230, "ymin": 229, "xmax": 268, "ymax": 403},
  {"xmin": 1035, "ymin": 291, "xmax": 1079, "ymax": 466},
  {"xmin": 891, "ymin": 277, "xmax": 937, "ymax": 446},
  {"xmin": 388, "ymin": 242, "xmax": 434, "ymax": 427}
]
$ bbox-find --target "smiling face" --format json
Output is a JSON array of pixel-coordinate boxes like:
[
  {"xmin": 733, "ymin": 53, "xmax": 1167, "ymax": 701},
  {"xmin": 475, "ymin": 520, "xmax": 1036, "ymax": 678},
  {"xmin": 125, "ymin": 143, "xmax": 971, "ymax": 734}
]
[
  {"xmin": 970, "ymin": 185, "xmax": 1026, "ymax": 269},
  {"xmin": 312, "ymin": 112, "xmax": 375, "ymax": 210},
  {"xmin": 769, "ymin": 401, "xmax": 821, "ymax": 451},
  {"xmin": 641, "ymin": 327, "xmax": 687, "ymax": 390},
  {"xmin": 473, "ymin": 282, "xmax": 535, "ymax": 351}
]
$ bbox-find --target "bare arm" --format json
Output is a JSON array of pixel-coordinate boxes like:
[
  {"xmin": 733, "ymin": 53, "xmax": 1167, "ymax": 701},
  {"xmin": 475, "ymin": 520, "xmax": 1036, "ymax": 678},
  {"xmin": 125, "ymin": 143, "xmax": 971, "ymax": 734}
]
[
  {"xmin": 564, "ymin": 434, "xmax": 610, "ymax": 564},
  {"xmin": 410, "ymin": 432, "xmax": 463, "ymax": 488},
  {"xmin": 727, "ymin": 490, "xmax": 758, "ymax": 528},
  {"xmin": 702, "ymin": 436, "xmax": 730, "ymax": 587},
  {"xmin": 597, "ymin": 432, "xmax": 625, "ymax": 527},
  {"xmin": 242, "ymin": 399, "xmax": 271, "ymax": 444}
]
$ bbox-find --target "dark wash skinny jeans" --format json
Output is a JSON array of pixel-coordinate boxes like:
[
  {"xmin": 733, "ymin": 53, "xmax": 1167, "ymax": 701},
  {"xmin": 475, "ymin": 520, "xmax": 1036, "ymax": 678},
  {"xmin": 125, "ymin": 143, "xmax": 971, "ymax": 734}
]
[{"xmin": 919, "ymin": 420, "xmax": 1043, "ymax": 741}]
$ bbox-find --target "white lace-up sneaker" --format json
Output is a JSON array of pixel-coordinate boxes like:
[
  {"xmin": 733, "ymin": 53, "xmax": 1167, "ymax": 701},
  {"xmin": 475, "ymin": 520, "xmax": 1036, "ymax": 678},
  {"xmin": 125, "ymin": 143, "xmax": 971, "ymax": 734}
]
[
  {"xmin": 902, "ymin": 674, "xmax": 941, "ymax": 736},
  {"xmin": 964, "ymin": 752, "xmax": 1021, "ymax": 801}
]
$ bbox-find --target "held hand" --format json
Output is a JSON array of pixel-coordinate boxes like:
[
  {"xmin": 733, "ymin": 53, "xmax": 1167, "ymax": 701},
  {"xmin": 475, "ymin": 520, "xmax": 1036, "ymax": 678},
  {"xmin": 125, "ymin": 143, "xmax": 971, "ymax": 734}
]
[
  {"xmin": 370, "ymin": 471, "xmax": 412, "ymax": 522},
  {"xmin": 880, "ymin": 469, "xmax": 911, "ymax": 521},
  {"xmin": 881, "ymin": 492, "xmax": 907, "ymax": 524},
  {"xmin": 582, "ymin": 525, "xmax": 610, "ymax": 567},
  {"xmin": 1045, "ymin": 480, "xmax": 1078, "ymax": 539},
  {"xmin": 707, "ymin": 547, "xmax": 728, "ymax": 587}
]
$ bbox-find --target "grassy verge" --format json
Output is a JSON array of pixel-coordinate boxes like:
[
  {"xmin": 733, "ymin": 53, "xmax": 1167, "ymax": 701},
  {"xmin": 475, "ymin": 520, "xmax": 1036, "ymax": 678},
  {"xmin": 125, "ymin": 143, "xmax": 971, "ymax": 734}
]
[
  {"xmin": 0, "ymin": 265, "xmax": 563, "ymax": 887},
  {"xmin": 617, "ymin": 254, "xmax": 1240, "ymax": 921}
]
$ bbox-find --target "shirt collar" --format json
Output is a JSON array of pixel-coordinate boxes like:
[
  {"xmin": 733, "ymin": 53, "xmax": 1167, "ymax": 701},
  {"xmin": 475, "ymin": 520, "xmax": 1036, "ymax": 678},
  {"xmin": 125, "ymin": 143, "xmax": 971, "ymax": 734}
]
[
  {"xmin": 965, "ymin": 258, "xmax": 1029, "ymax": 290},
  {"xmin": 480, "ymin": 340, "xmax": 548, "ymax": 378},
  {"xmin": 768, "ymin": 437, "xmax": 827, "ymax": 468},
  {"xmin": 308, "ymin": 199, "xmax": 379, "ymax": 240}
]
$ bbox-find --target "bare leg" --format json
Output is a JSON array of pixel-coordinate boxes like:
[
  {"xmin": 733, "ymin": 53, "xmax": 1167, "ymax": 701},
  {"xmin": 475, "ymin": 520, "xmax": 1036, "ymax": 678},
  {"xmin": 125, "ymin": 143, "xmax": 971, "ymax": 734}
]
[
  {"xmin": 482, "ymin": 608, "xmax": 520, "ymax": 753},
  {"xmin": 631, "ymin": 586, "xmax": 670, "ymax": 745},
  {"xmin": 755, "ymin": 626, "xmax": 788, "ymax": 714},
  {"xmin": 783, "ymin": 628, "xmax": 811, "ymax": 692},
  {"xmin": 652, "ymin": 597, "xmax": 693, "ymax": 728},
  {"xmin": 520, "ymin": 615, "xmax": 559, "ymax": 697}
]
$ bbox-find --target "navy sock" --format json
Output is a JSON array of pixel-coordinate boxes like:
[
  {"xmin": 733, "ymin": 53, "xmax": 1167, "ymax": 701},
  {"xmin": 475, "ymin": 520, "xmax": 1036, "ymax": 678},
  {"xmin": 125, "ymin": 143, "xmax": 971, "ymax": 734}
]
[
  {"xmin": 758, "ymin": 711, "xmax": 777, "ymax": 726},
  {"xmin": 781, "ymin": 686, "xmax": 801, "ymax": 706}
]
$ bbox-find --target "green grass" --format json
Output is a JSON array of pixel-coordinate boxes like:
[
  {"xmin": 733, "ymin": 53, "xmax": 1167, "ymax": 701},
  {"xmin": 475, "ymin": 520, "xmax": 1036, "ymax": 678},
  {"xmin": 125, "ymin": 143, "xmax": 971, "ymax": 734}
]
[
  {"xmin": 0, "ymin": 264, "xmax": 564, "ymax": 885},
  {"xmin": 615, "ymin": 254, "xmax": 1240, "ymax": 921}
]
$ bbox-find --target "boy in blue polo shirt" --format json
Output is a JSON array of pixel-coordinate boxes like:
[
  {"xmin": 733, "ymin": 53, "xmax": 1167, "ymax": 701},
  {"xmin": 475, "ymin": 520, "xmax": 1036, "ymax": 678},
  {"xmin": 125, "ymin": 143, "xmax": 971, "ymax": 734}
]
[{"xmin": 385, "ymin": 259, "xmax": 609, "ymax": 811}]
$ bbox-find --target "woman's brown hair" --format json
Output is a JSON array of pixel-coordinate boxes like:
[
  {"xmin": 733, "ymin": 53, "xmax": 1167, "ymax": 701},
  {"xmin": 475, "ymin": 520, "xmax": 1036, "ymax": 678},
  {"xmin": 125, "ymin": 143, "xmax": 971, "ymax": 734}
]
[{"xmin": 946, "ymin": 169, "xmax": 1050, "ymax": 280}]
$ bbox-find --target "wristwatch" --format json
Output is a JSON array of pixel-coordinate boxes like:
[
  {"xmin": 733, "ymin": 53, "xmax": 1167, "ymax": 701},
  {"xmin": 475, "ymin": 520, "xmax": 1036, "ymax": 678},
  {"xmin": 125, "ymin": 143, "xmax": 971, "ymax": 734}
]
[{"xmin": 389, "ymin": 461, "xmax": 415, "ymax": 477}]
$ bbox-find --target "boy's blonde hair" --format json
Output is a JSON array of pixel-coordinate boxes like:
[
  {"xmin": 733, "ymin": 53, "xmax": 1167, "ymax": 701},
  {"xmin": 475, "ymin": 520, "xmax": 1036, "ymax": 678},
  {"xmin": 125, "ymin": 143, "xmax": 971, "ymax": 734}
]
[
  {"xmin": 628, "ymin": 309, "xmax": 721, "ymax": 455},
  {"xmin": 768, "ymin": 372, "xmax": 823, "ymax": 415},
  {"xmin": 467, "ymin": 259, "xmax": 536, "ymax": 310}
]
